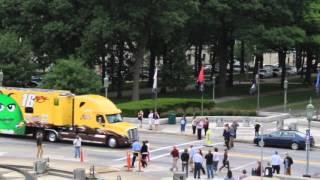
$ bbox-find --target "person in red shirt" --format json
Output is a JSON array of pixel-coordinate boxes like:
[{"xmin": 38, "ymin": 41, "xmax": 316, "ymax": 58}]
[{"xmin": 170, "ymin": 146, "xmax": 179, "ymax": 171}]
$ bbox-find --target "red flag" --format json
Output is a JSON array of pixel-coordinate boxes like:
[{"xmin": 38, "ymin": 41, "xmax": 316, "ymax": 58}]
[{"xmin": 197, "ymin": 66, "xmax": 204, "ymax": 83}]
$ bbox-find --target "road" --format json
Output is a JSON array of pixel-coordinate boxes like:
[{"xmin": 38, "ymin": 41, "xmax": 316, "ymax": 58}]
[{"xmin": 0, "ymin": 132, "xmax": 320, "ymax": 179}]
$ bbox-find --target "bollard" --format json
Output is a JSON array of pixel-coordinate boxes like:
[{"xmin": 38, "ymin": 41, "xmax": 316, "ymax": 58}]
[
  {"xmin": 138, "ymin": 153, "xmax": 142, "ymax": 172},
  {"xmin": 127, "ymin": 151, "xmax": 131, "ymax": 171},
  {"xmin": 80, "ymin": 148, "xmax": 84, "ymax": 163}
]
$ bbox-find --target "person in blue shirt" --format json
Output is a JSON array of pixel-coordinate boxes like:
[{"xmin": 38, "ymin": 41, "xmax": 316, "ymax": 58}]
[{"xmin": 131, "ymin": 140, "xmax": 141, "ymax": 168}]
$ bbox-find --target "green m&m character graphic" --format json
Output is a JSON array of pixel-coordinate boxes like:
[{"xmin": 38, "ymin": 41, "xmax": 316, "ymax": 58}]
[{"xmin": 0, "ymin": 93, "xmax": 25, "ymax": 135}]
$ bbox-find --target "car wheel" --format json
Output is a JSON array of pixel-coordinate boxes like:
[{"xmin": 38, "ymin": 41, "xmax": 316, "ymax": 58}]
[
  {"xmin": 107, "ymin": 136, "xmax": 117, "ymax": 148},
  {"xmin": 258, "ymin": 140, "xmax": 265, "ymax": 147},
  {"xmin": 47, "ymin": 132, "xmax": 58, "ymax": 142},
  {"xmin": 291, "ymin": 143, "xmax": 299, "ymax": 150}
]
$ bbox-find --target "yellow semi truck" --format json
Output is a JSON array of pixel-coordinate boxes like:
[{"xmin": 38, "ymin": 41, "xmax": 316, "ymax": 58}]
[{"xmin": 0, "ymin": 87, "xmax": 138, "ymax": 148}]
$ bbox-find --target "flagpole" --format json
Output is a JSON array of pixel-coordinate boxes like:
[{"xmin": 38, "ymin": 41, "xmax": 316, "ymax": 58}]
[
  {"xmin": 201, "ymin": 92, "xmax": 204, "ymax": 116},
  {"xmin": 155, "ymin": 87, "xmax": 158, "ymax": 112}
]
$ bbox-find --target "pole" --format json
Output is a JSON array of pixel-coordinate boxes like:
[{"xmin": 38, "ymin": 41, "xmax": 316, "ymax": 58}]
[
  {"xmin": 212, "ymin": 76, "xmax": 215, "ymax": 102},
  {"xmin": 105, "ymin": 87, "xmax": 108, "ymax": 98},
  {"xmin": 201, "ymin": 93, "xmax": 204, "ymax": 116},
  {"xmin": 260, "ymin": 126, "xmax": 264, "ymax": 180},
  {"xmin": 256, "ymin": 74, "xmax": 260, "ymax": 112},
  {"xmin": 154, "ymin": 88, "xmax": 158, "ymax": 112}
]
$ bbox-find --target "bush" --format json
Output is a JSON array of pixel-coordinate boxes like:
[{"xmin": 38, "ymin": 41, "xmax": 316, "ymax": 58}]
[{"xmin": 117, "ymin": 98, "xmax": 215, "ymax": 117}]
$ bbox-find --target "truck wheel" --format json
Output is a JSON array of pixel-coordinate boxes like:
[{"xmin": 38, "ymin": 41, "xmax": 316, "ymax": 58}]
[
  {"xmin": 107, "ymin": 136, "xmax": 117, "ymax": 148},
  {"xmin": 47, "ymin": 132, "xmax": 58, "ymax": 142}
]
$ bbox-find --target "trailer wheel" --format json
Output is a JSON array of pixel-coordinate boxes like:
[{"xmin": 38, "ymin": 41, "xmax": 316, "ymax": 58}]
[
  {"xmin": 107, "ymin": 136, "xmax": 117, "ymax": 148},
  {"xmin": 47, "ymin": 132, "xmax": 58, "ymax": 142}
]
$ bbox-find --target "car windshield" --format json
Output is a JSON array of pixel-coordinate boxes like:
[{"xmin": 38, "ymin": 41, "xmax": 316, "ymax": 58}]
[
  {"xmin": 295, "ymin": 131, "xmax": 306, "ymax": 138},
  {"xmin": 106, "ymin": 114, "xmax": 123, "ymax": 123}
]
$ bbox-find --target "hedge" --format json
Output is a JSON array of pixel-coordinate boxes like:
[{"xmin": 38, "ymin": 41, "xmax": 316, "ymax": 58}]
[{"xmin": 117, "ymin": 98, "xmax": 215, "ymax": 117}]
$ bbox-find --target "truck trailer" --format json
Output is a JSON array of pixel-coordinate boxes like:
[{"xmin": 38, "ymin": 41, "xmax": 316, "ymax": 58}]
[{"xmin": 0, "ymin": 87, "xmax": 138, "ymax": 148}]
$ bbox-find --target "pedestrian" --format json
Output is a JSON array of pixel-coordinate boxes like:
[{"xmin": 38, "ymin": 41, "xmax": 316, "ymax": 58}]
[
  {"xmin": 223, "ymin": 124, "xmax": 231, "ymax": 150},
  {"xmin": 137, "ymin": 110, "xmax": 143, "ymax": 128},
  {"xmin": 264, "ymin": 162, "xmax": 273, "ymax": 177},
  {"xmin": 131, "ymin": 140, "xmax": 141, "ymax": 168},
  {"xmin": 254, "ymin": 123, "xmax": 260, "ymax": 136},
  {"xmin": 192, "ymin": 116, "xmax": 197, "ymax": 134},
  {"xmin": 196, "ymin": 119, "xmax": 203, "ymax": 140},
  {"xmin": 224, "ymin": 170, "xmax": 235, "ymax": 180},
  {"xmin": 140, "ymin": 141, "xmax": 148, "ymax": 168},
  {"xmin": 180, "ymin": 115, "xmax": 187, "ymax": 133},
  {"xmin": 271, "ymin": 151, "xmax": 281, "ymax": 174},
  {"xmin": 213, "ymin": 147, "xmax": 220, "ymax": 172},
  {"xmin": 148, "ymin": 110, "xmax": 154, "ymax": 130},
  {"xmin": 204, "ymin": 117, "xmax": 209, "ymax": 135},
  {"xmin": 145, "ymin": 140, "xmax": 150, "ymax": 162},
  {"xmin": 238, "ymin": 169, "xmax": 248, "ymax": 180},
  {"xmin": 199, "ymin": 149, "xmax": 206, "ymax": 175},
  {"xmin": 154, "ymin": 111, "xmax": 160, "ymax": 131},
  {"xmin": 283, "ymin": 152, "xmax": 293, "ymax": 175},
  {"xmin": 231, "ymin": 120, "xmax": 239, "ymax": 138},
  {"xmin": 181, "ymin": 148, "xmax": 190, "ymax": 177},
  {"xmin": 219, "ymin": 149, "xmax": 229, "ymax": 171},
  {"xmin": 256, "ymin": 160, "xmax": 262, "ymax": 176},
  {"xmin": 170, "ymin": 146, "xmax": 179, "ymax": 171},
  {"xmin": 193, "ymin": 150, "xmax": 203, "ymax": 179},
  {"xmin": 229, "ymin": 126, "xmax": 236, "ymax": 148},
  {"xmin": 189, "ymin": 145, "xmax": 196, "ymax": 173},
  {"xmin": 73, "ymin": 135, "xmax": 82, "ymax": 158},
  {"xmin": 205, "ymin": 150, "xmax": 214, "ymax": 179},
  {"xmin": 36, "ymin": 133, "xmax": 44, "ymax": 159}
]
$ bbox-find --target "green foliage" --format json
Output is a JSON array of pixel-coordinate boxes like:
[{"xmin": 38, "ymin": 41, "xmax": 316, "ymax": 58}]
[
  {"xmin": 0, "ymin": 32, "xmax": 35, "ymax": 86},
  {"xmin": 41, "ymin": 57, "xmax": 102, "ymax": 94},
  {"xmin": 117, "ymin": 98, "xmax": 215, "ymax": 117}
]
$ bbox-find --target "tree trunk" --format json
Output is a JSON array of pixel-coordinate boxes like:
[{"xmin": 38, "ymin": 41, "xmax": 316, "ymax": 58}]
[
  {"xmin": 148, "ymin": 47, "xmax": 156, "ymax": 87},
  {"xmin": 278, "ymin": 49, "xmax": 287, "ymax": 88},
  {"xmin": 228, "ymin": 39, "xmax": 235, "ymax": 86},
  {"xmin": 217, "ymin": 30, "xmax": 228, "ymax": 93},
  {"xmin": 197, "ymin": 44, "xmax": 203, "ymax": 74},
  {"xmin": 132, "ymin": 41, "xmax": 146, "ymax": 100},
  {"xmin": 116, "ymin": 42, "xmax": 124, "ymax": 98},
  {"xmin": 240, "ymin": 40, "xmax": 245, "ymax": 74},
  {"xmin": 101, "ymin": 55, "xmax": 106, "ymax": 84},
  {"xmin": 305, "ymin": 49, "xmax": 312, "ymax": 85},
  {"xmin": 194, "ymin": 46, "xmax": 199, "ymax": 77},
  {"xmin": 254, "ymin": 53, "xmax": 263, "ymax": 75},
  {"xmin": 295, "ymin": 47, "xmax": 302, "ymax": 71}
]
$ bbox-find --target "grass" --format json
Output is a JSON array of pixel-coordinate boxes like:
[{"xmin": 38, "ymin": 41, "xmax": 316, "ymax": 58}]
[{"xmin": 216, "ymin": 88, "xmax": 318, "ymax": 110}]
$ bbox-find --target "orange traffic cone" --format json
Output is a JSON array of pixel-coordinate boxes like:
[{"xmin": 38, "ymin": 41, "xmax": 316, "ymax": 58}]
[
  {"xmin": 80, "ymin": 148, "xmax": 84, "ymax": 162},
  {"xmin": 127, "ymin": 151, "xmax": 131, "ymax": 171}
]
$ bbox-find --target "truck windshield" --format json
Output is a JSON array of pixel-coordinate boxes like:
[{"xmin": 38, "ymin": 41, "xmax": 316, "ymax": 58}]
[{"xmin": 106, "ymin": 114, "xmax": 123, "ymax": 123}]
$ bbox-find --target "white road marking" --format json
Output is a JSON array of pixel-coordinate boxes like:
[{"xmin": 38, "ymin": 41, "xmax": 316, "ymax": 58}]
[
  {"xmin": 112, "ymin": 139, "xmax": 206, "ymax": 162},
  {"xmin": 231, "ymin": 155, "xmax": 272, "ymax": 171},
  {"xmin": 0, "ymin": 152, "xmax": 7, "ymax": 156},
  {"xmin": 150, "ymin": 142, "xmax": 224, "ymax": 161}
]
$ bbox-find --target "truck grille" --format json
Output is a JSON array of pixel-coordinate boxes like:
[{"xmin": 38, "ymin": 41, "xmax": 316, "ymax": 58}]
[{"xmin": 128, "ymin": 128, "xmax": 139, "ymax": 142}]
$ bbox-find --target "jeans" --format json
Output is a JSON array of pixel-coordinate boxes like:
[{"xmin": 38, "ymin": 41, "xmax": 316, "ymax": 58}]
[
  {"xmin": 74, "ymin": 146, "xmax": 80, "ymax": 158},
  {"xmin": 272, "ymin": 165, "xmax": 280, "ymax": 174},
  {"xmin": 213, "ymin": 161, "xmax": 219, "ymax": 172},
  {"xmin": 131, "ymin": 152, "xmax": 139, "ymax": 167},
  {"xmin": 206, "ymin": 164, "xmax": 214, "ymax": 178},
  {"xmin": 182, "ymin": 162, "xmax": 188, "ymax": 177},
  {"xmin": 194, "ymin": 162, "xmax": 201, "ymax": 179},
  {"xmin": 192, "ymin": 126, "xmax": 196, "ymax": 134},
  {"xmin": 197, "ymin": 129, "xmax": 202, "ymax": 140},
  {"xmin": 181, "ymin": 124, "xmax": 186, "ymax": 132}
]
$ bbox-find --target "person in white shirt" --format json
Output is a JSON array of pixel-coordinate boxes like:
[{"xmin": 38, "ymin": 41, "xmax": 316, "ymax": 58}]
[
  {"xmin": 73, "ymin": 135, "xmax": 82, "ymax": 158},
  {"xmin": 213, "ymin": 147, "xmax": 220, "ymax": 172},
  {"xmin": 193, "ymin": 150, "xmax": 203, "ymax": 179},
  {"xmin": 271, "ymin": 151, "xmax": 281, "ymax": 174},
  {"xmin": 148, "ymin": 110, "xmax": 154, "ymax": 130},
  {"xmin": 196, "ymin": 119, "xmax": 204, "ymax": 140}
]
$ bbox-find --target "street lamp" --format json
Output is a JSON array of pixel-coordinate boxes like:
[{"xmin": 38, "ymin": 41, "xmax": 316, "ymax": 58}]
[
  {"xmin": 303, "ymin": 98, "xmax": 314, "ymax": 178},
  {"xmin": 212, "ymin": 75, "xmax": 216, "ymax": 102},
  {"xmin": 284, "ymin": 78, "xmax": 288, "ymax": 112},
  {"xmin": 0, "ymin": 70, "xmax": 3, "ymax": 87},
  {"xmin": 104, "ymin": 73, "xmax": 109, "ymax": 98},
  {"xmin": 255, "ymin": 73, "xmax": 260, "ymax": 112}
]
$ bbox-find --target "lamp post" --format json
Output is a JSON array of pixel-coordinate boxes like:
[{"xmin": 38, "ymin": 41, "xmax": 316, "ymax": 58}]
[
  {"xmin": 260, "ymin": 125, "xmax": 264, "ymax": 180},
  {"xmin": 256, "ymin": 73, "xmax": 260, "ymax": 112},
  {"xmin": 303, "ymin": 98, "xmax": 314, "ymax": 178},
  {"xmin": 0, "ymin": 70, "xmax": 3, "ymax": 87},
  {"xmin": 284, "ymin": 78, "xmax": 288, "ymax": 112},
  {"xmin": 104, "ymin": 73, "xmax": 109, "ymax": 98},
  {"xmin": 212, "ymin": 75, "xmax": 216, "ymax": 102}
]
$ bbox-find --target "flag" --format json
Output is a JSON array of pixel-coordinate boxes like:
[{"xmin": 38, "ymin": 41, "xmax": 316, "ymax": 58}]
[
  {"xmin": 316, "ymin": 72, "xmax": 320, "ymax": 93},
  {"xmin": 197, "ymin": 66, "xmax": 204, "ymax": 92},
  {"xmin": 249, "ymin": 79, "xmax": 257, "ymax": 95},
  {"xmin": 152, "ymin": 67, "xmax": 158, "ymax": 93}
]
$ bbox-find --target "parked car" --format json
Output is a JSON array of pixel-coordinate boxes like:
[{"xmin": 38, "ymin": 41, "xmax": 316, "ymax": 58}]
[
  {"xmin": 273, "ymin": 68, "xmax": 282, "ymax": 77},
  {"xmin": 253, "ymin": 130, "xmax": 315, "ymax": 150},
  {"xmin": 286, "ymin": 66, "xmax": 297, "ymax": 75},
  {"xmin": 258, "ymin": 69, "xmax": 273, "ymax": 78}
]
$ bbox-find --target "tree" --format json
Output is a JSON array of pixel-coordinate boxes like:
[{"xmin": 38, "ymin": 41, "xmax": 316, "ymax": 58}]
[
  {"xmin": 41, "ymin": 57, "xmax": 102, "ymax": 94},
  {"xmin": 0, "ymin": 32, "xmax": 35, "ymax": 86}
]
